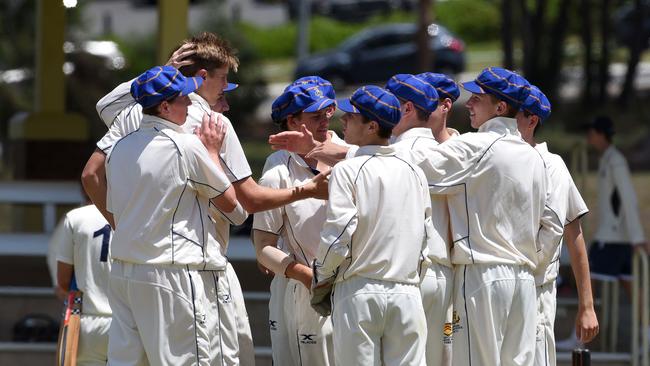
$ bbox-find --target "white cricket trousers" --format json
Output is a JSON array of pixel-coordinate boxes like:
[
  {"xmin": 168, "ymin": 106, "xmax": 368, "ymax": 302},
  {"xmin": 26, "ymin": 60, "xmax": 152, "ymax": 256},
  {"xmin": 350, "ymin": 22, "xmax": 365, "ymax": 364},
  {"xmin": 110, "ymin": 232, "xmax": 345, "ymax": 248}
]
[
  {"xmin": 77, "ymin": 314, "xmax": 111, "ymax": 366},
  {"xmin": 107, "ymin": 260, "xmax": 212, "ymax": 366},
  {"xmin": 331, "ymin": 276, "xmax": 427, "ymax": 366},
  {"xmin": 199, "ymin": 263, "xmax": 253, "ymax": 366},
  {"xmin": 534, "ymin": 281, "xmax": 557, "ymax": 366},
  {"xmin": 284, "ymin": 278, "xmax": 335, "ymax": 366},
  {"xmin": 226, "ymin": 262, "xmax": 256, "ymax": 366},
  {"xmin": 269, "ymin": 274, "xmax": 292, "ymax": 366},
  {"xmin": 420, "ymin": 263, "xmax": 453, "ymax": 366},
  {"xmin": 452, "ymin": 263, "xmax": 536, "ymax": 366}
]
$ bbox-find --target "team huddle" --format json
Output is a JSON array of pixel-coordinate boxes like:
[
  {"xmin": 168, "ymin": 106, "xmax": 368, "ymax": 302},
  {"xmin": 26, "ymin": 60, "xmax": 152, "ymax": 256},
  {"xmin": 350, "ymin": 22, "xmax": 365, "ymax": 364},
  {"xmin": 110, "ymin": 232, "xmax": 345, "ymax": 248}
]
[{"xmin": 54, "ymin": 31, "xmax": 601, "ymax": 366}]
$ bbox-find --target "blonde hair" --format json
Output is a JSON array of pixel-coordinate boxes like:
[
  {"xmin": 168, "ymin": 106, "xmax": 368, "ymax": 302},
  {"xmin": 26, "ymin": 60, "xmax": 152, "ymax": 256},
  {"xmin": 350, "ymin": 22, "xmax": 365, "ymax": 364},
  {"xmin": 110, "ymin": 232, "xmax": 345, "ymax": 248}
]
[{"xmin": 177, "ymin": 32, "xmax": 239, "ymax": 76}]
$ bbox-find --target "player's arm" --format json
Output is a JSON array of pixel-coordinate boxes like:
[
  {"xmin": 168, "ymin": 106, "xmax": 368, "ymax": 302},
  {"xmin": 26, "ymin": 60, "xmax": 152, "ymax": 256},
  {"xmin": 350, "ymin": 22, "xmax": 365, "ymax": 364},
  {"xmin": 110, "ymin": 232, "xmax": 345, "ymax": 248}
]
[
  {"xmin": 57, "ymin": 262, "xmax": 74, "ymax": 292},
  {"xmin": 270, "ymin": 126, "xmax": 350, "ymax": 166},
  {"xmin": 81, "ymin": 149, "xmax": 115, "ymax": 227},
  {"xmin": 232, "ymin": 174, "xmax": 329, "ymax": 214},
  {"xmin": 564, "ymin": 218, "xmax": 599, "ymax": 343},
  {"xmin": 314, "ymin": 165, "xmax": 357, "ymax": 286},
  {"xmin": 252, "ymin": 230, "xmax": 312, "ymax": 288}
]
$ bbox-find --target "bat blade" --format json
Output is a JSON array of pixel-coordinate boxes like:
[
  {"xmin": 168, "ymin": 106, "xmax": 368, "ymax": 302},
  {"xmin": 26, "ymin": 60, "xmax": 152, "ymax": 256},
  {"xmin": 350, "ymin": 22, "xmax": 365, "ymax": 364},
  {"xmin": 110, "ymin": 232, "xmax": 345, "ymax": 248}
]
[{"xmin": 56, "ymin": 275, "xmax": 82, "ymax": 366}]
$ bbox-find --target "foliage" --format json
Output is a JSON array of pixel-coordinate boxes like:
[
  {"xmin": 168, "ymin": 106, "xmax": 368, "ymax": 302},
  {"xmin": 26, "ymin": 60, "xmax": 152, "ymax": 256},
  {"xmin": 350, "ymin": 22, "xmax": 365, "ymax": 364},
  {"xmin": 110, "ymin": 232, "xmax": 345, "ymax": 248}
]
[{"xmin": 435, "ymin": 0, "xmax": 501, "ymax": 43}]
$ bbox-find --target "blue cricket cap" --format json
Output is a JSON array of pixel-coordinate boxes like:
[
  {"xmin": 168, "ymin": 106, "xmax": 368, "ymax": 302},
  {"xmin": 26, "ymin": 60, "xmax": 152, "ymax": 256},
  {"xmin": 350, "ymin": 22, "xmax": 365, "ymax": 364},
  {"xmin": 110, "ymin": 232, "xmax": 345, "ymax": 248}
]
[
  {"xmin": 462, "ymin": 67, "xmax": 531, "ymax": 108},
  {"xmin": 224, "ymin": 83, "xmax": 238, "ymax": 92},
  {"xmin": 521, "ymin": 85, "xmax": 551, "ymax": 122},
  {"xmin": 385, "ymin": 74, "xmax": 439, "ymax": 113},
  {"xmin": 417, "ymin": 72, "xmax": 460, "ymax": 102},
  {"xmin": 131, "ymin": 65, "xmax": 203, "ymax": 109},
  {"xmin": 337, "ymin": 85, "xmax": 401, "ymax": 128},
  {"xmin": 271, "ymin": 82, "xmax": 336, "ymax": 122},
  {"xmin": 286, "ymin": 76, "xmax": 336, "ymax": 99}
]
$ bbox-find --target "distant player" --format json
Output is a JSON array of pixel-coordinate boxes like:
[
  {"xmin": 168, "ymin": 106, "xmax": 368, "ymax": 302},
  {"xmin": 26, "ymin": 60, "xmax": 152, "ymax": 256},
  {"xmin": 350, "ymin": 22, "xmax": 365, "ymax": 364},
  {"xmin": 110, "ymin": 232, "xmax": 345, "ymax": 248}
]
[
  {"xmin": 516, "ymin": 85, "xmax": 599, "ymax": 365},
  {"xmin": 410, "ymin": 67, "xmax": 564, "ymax": 366},
  {"xmin": 253, "ymin": 78, "xmax": 342, "ymax": 365},
  {"xmin": 56, "ymin": 203, "xmax": 112, "ymax": 365},
  {"xmin": 312, "ymin": 86, "xmax": 431, "ymax": 366}
]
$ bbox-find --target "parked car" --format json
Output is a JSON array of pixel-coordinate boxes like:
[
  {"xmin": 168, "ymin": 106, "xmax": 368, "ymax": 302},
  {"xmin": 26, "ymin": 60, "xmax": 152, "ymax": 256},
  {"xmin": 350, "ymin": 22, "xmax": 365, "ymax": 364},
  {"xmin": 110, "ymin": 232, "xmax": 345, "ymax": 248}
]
[
  {"xmin": 294, "ymin": 23, "xmax": 465, "ymax": 87},
  {"xmin": 287, "ymin": 0, "xmax": 416, "ymax": 20}
]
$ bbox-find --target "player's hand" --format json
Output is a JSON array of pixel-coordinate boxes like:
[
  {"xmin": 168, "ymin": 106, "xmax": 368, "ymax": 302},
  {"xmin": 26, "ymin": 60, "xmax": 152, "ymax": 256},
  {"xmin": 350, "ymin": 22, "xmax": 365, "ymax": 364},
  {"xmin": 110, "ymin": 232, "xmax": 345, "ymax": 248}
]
[
  {"xmin": 308, "ymin": 169, "xmax": 331, "ymax": 200},
  {"xmin": 268, "ymin": 125, "xmax": 318, "ymax": 154},
  {"xmin": 575, "ymin": 307, "xmax": 599, "ymax": 344},
  {"xmin": 306, "ymin": 133, "xmax": 348, "ymax": 166},
  {"xmin": 633, "ymin": 241, "xmax": 649, "ymax": 254},
  {"xmin": 195, "ymin": 112, "xmax": 226, "ymax": 156},
  {"xmin": 166, "ymin": 43, "xmax": 196, "ymax": 69}
]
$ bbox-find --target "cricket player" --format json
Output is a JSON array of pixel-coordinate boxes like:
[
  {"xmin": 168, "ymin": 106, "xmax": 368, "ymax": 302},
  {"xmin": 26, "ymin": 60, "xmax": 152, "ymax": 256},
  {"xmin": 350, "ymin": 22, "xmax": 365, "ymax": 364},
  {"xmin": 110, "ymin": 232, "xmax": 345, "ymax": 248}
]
[
  {"xmin": 253, "ymin": 79, "xmax": 343, "ymax": 366},
  {"xmin": 383, "ymin": 74, "xmax": 454, "ymax": 366},
  {"xmin": 312, "ymin": 85, "xmax": 431, "ymax": 366},
  {"xmin": 416, "ymin": 72, "xmax": 461, "ymax": 143},
  {"xmin": 105, "ymin": 65, "xmax": 242, "ymax": 365},
  {"xmin": 408, "ymin": 67, "xmax": 564, "ymax": 366},
  {"xmin": 585, "ymin": 116, "xmax": 647, "ymax": 280},
  {"xmin": 516, "ymin": 86, "xmax": 599, "ymax": 366},
  {"xmin": 56, "ymin": 203, "xmax": 112, "ymax": 365},
  {"xmin": 210, "ymin": 81, "xmax": 257, "ymax": 366}
]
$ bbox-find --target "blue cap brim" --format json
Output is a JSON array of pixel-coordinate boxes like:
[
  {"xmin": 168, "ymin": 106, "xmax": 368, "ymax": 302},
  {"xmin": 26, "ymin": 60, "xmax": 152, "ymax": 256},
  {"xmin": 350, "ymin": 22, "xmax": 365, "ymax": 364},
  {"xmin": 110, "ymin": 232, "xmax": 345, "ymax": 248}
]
[
  {"xmin": 224, "ymin": 83, "xmax": 238, "ymax": 92},
  {"xmin": 337, "ymin": 98, "xmax": 359, "ymax": 114},
  {"xmin": 179, "ymin": 76, "xmax": 203, "ymax": 97},
  {"xmin": 303, "ymin": 97, "xmax": 336, "ymax": 113},
  {"xmin": 461, "ymin": 80, "xmax": 485, "ymax": 94}
]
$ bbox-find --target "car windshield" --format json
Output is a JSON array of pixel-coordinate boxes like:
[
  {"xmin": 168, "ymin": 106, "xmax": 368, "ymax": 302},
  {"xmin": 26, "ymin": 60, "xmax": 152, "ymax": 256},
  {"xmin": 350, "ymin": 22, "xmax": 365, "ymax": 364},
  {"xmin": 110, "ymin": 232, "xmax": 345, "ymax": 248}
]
[{"xmin": 338, "ymin": 23, "xmax": 448, "ymax": 51}]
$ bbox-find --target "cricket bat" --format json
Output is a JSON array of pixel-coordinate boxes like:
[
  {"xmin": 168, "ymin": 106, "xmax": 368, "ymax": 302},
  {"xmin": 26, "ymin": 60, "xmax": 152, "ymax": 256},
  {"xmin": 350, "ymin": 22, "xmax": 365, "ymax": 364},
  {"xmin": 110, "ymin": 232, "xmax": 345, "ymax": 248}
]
[
  {"xmin": 572, "ymin": 347, "xmax": 591, "ymax": 366},
  {"xmin": 56, "ymin": 275, "xmax": 82, "ymax": 366}
]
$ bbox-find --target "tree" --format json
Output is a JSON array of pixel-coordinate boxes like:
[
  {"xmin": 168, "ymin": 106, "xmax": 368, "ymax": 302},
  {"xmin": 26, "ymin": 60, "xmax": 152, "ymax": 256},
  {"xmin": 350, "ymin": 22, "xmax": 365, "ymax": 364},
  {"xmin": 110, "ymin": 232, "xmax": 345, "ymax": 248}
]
[
  {"xmin": 501, "ymin": 0, "xmax": 514, "ymax": 69},
  {"xmin": 618, "ymin": 0, "xmax": 646, "ymax": 105},
  {"xmin": 416, "ymin": 0, "xmax": 433, "ymax": 72},
  {"xmin": 597, "ymin": 0, "xmax": 611, "ymax": 103}
]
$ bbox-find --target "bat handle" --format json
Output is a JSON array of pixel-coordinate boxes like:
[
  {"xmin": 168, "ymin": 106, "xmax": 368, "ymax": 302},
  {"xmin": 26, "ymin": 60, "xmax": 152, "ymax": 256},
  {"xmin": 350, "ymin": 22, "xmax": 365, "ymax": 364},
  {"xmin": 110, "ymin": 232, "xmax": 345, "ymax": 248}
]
[{"xmin": 572, "ymin": 348, "xmax": 591, "ymax": 366}]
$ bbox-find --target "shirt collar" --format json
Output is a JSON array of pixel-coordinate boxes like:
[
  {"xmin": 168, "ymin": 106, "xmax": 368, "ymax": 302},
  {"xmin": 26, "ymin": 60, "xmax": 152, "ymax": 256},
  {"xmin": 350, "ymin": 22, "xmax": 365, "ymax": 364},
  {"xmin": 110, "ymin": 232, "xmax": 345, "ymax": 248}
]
[
  {"xmin": 393, "ymin": 127, "xmax": 435, "ymax": 144},
  {"xmin": 141, "ymin": 114, "xmax": 185, "ymax": 133},
  {"xmin": 355, "ymin": 144, "xmax": 396, "ymax": 157},
  {"xmin": 478, "ymin": 116, "xmax": 520, "ymax": 137},
  {"xmin": 535, "ymin": 142, "xmax": 549, "ymax": 154},
  {"xmin": 189, "ymin": 92, "xmax": 211, "ymax": 112}
]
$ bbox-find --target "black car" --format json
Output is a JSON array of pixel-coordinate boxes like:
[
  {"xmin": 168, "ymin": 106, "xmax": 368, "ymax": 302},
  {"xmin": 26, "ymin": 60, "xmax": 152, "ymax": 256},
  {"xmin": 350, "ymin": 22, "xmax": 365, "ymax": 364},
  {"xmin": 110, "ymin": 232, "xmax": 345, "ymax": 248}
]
[
  {"xmin": 287, "ymin": 0, "xmax": 416, "ymax": 20},
  {"xmin": 294, "ymin": 23, "xmax": 465, "ymax": 87}
]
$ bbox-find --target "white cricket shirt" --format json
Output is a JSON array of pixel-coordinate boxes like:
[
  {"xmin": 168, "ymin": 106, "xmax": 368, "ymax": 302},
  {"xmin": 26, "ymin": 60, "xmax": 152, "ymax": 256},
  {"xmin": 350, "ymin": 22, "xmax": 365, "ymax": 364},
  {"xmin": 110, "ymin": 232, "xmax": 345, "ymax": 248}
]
[
  {"xmin": 56, "ymin": 204, "xmax": 112, "ymax": 316},
  {"xmin": 534, "ymin": 142, "xmax": 589, "ymax": 286},
  {"xmin": 410, "ymin": 117, "xmax": 564, "ymax": 269},
  {"xmin": 105, "ymin": 115, "xmax": 231, "ymax": 268},
  {"xmin": 253, "ymin": 132, "xmax": 347, "ymax": 267},
  {"xmin": 593, "ymin": 146, "xmax": 645, "ymax": 244},
  {"xmin": 315, "ymin": 145, "xmax": 432, "ymax": 285},
  {"xmin": 392, "ymin": 127, "xmax": 452, "ymax": 267}
]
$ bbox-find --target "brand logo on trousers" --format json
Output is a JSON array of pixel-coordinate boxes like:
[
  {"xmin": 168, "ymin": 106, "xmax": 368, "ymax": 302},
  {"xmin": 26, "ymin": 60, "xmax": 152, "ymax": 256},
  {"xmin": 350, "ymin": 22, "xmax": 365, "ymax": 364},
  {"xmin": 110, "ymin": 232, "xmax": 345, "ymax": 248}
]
[
  {"xmin": 300, "ymin": 334, "xmax": 317, "ymax": 344},
  {"xmin": 269, "ymin": 320, "xmax": 278, "ymax": 331}
]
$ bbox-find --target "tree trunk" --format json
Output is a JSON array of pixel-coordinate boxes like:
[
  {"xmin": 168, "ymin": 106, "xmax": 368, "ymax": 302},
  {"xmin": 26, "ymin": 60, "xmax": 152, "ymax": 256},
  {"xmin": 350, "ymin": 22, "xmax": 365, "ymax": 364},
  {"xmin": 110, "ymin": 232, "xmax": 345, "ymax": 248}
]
[
  {"xmin": 529, "ymin": 0, "xmax": 547, "ymax": 81},
  {"xmin": 597, "ymin": 0, "xmax": 610, "ymax": 104},
  {"xmin": 618, "ymin": 0, "xmax": 645, "ymax": 104},
  {"xmin": 416, "ymin": 0, "xmax": 433, "ymax": 72},
  {"xmin": 518, "ymin": 0, "xmax": 533, "ymax": 76},
  {"xmin": 544, "ymin": 0, "xmax": 572, "ymax": 101},
  {"xmin": 580, "ymin": 0, "xmax": 595, "ymax": 105},
  {"xmin": 501, "ymin": 0, "xmax": 515, "ymax": 69}
]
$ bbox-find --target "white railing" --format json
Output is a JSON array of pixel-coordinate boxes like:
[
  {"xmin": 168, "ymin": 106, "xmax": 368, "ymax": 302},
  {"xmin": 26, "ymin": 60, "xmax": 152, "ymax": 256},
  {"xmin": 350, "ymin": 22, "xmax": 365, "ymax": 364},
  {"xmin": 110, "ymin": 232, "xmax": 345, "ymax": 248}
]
[{"xmin": 598, "ymin": 250, "xmax": 649, "ymax": 366}]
